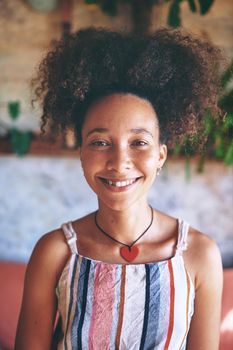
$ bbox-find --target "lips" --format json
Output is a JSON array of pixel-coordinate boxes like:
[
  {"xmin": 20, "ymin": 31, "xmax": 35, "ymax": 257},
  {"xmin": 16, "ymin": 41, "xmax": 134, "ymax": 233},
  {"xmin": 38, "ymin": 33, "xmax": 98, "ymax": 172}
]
[{"xmin": 99, "ymin": 177, "xmax": 141, "ymax": 188}]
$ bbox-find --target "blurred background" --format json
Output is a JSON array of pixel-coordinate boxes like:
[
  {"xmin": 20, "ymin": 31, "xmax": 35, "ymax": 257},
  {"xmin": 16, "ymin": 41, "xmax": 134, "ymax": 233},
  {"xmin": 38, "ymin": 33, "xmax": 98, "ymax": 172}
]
[{"xmin": 0, "ymin": 1, "xmax": 233, "ymax": 349}]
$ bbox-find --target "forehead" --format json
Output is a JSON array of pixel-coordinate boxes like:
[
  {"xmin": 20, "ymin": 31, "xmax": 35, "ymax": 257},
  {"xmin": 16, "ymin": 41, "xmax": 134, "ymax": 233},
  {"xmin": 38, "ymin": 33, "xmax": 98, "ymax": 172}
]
[{"xmin": 83, "ymin": 93, "xmax": 158, "ymax": 128}]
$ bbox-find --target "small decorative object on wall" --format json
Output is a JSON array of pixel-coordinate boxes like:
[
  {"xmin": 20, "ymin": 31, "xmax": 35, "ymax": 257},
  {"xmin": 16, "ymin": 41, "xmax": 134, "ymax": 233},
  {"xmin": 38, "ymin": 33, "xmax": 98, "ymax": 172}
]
[
  {"xmin": 26, "ymin": 0, "xmax": 59, "ymax": 12},
  {"xmin": 7, "ymin": 101, "xmax": 32, "ymax": 156}
]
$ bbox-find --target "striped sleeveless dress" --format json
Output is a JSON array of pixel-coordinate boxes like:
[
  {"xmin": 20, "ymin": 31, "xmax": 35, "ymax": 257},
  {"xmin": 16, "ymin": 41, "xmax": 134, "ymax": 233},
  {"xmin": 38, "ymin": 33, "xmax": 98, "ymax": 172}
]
[{"xmin": 56, "ymin": 219, "xmax": 195, "ymax": 350}]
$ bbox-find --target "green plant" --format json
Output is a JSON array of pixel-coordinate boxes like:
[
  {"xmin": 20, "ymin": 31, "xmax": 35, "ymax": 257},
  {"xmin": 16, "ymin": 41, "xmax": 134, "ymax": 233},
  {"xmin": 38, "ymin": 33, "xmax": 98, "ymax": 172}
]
[
  {"xmin": 171, "ymin": 58, "xmax": 233, "ymax": 176},
  {"xmin": 201, "ymin": 59, "xmax": 233, "ymax": 168},
  {"xmin": 163, "ymin": 0, "xmax": 233, "ymax": 174},
  {"xmin": 167, "ymin": 0, "xmax": 214, "ymax": 27},
  {"xmin": 84, "ymin": 0, "xmax": 215, "ymax": 32},
  {"xmin": 1, "ymin": 101, "xmax": 32, "ymax": 156}
]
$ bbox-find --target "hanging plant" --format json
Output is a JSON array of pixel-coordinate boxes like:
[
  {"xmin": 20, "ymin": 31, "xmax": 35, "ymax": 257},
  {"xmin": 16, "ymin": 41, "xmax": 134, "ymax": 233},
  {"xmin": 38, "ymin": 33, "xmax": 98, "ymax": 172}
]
[
  {"xmin": 84, "ymin": 0, "xmax": 215, "ymax": 33},
  {"xmin": 7, "ymin": 101, "xmax": 32, "ymax": 156},
  {"xmin": 169, "ymin": 56, "xmax": 233, "ymax": 175},
  {"xmin": 9, "ymin": 129, "xmax": 32, "ymax": 156},
  {"xmin": 84, "ymin": 0, "xmax": 161, "ymax": 33},
  {"xmin": 167, "ymin": 0, "xmax": 215, "ymax": 27}
]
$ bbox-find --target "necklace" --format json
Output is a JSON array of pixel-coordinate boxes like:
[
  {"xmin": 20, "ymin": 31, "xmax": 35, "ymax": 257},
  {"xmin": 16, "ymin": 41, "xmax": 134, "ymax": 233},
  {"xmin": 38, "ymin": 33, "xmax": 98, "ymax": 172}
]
[{"xmin": 94, "ymin": 206, "xmax": 154, "ymax": 262}]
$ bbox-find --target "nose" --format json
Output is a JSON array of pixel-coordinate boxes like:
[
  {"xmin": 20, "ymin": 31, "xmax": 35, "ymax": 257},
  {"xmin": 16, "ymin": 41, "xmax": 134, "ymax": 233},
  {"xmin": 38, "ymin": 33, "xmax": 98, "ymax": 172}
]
[{"xmin": 106, "ymin": 145, "xmax": 132, "ymax": 172}]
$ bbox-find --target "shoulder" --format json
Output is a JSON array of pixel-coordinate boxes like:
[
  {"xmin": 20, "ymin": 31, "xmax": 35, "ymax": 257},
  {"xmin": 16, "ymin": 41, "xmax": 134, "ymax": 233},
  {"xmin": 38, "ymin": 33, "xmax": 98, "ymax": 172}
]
[
  {"xmin": 187, "ymin": 227, "xmax": 222, "ymax": 266},
  {"xmin": 15, "ymin": 228, "xmax": 70, "ymax": 349},
  {"xmin": 185, "ymin": 227, "xmax": 223, "ymax": 349},
  {"xmin": 26, "ymin": 227, "xmax": 71, "ymax": 287},
  {"xmin": 185, "ymin": 226, "xmax": 223, "ymax": 290}
]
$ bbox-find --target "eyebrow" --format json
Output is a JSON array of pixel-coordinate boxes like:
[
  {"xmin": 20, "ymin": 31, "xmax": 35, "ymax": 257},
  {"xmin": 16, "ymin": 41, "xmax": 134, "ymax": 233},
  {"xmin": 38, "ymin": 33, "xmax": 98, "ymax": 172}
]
[
  {"xmin": 86, "ymin": 128, "xmax": 109, "ymax": 138},
  {"xmin": 130, "ymin": 128, "xmax": 154, "ymax": 138},
  {"xmin": 86, "ymin": 127, "xmax": 154, "ymax": 138}
]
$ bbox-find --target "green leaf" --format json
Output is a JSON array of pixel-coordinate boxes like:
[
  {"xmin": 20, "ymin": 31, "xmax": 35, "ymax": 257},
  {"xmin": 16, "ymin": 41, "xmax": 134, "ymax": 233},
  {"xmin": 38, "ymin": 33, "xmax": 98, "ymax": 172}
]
[
  {"xmin": 168, "ymin": 0, "xmax": 182, "ymax": 28},
  {"xmin": 10, "ymin": 129, "xmax": 32, "ymax": 156},
  {"xmin": 174, "ymin": 140, "xmax": 182, "ymax": 156},
  {"xmin": 8, "ymin": 101, "xmax": 20, "ymax": 120},
  {"xmin": 219, "ymin": 89, "xmax": 233, "ymax": 113},
  {"xmin": 222, "ymin": 113, "xmax": 233, "ymax": 131},
  {"xmin": 224, "ymin": 139, "xmax": 233, "ymax": 165},
  {"xmin": 220, "ymin": 58, "xmax": 233, "ymax": 89},
  {"xmin": 203, "ymin": 111, "xmax": 214, "ymax": 134},
  {"xmin": 187, "ymin": 0, "xmax": 197, "ymax": 12},
  {"xmin": 214, "ymin": 132, "xmax": 225, "ymax": 158},
  {"xmin": 198, "ymin": 0, "xmax": 214, "ymax": 15},
  {"xmin": 190, "ymin": 132, "xmax": 200, "ymax": 145},
  {"xmin": 100, "ymin": 0, "xmax": 118, "ymax": 16}
]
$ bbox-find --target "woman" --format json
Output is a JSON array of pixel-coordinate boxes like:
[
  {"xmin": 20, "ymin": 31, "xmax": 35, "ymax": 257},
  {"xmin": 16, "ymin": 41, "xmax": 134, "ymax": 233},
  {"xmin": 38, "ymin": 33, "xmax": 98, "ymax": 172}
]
[{"xmin": 15, "ymin": 27, "xmax": 223, "ymax": 350}]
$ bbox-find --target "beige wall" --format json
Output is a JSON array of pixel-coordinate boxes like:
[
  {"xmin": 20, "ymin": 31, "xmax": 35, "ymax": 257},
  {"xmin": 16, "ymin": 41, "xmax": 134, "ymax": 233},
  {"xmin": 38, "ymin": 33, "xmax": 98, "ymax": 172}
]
[{"xmin": 0, "ymin": 0, "xmax": 232, "ymax": 131}]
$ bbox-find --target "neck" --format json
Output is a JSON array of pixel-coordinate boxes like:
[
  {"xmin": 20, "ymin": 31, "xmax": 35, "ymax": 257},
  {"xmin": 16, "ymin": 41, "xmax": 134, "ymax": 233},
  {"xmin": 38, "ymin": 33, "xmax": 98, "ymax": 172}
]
[{"xmin": 96, "ymin": 201, "xmax": 153, "ymax": 245}]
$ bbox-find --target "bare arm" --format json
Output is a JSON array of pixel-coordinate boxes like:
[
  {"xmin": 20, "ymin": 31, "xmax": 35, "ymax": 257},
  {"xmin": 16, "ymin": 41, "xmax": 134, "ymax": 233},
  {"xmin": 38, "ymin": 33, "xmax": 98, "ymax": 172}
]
[
  {"xmin": 186, "ymin": 234, "xmax": 223, "ymax": 350},
  {"xmin": 15, "ymin": 230, "xmax": 69, "ymax": 350}
]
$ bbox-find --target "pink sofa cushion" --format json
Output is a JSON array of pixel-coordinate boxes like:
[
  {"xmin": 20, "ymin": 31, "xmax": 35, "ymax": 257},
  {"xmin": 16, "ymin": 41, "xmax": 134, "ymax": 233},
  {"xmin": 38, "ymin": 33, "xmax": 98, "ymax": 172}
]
[
  {"xmin": 0, "ymin": 262, "xmax": 26, "ymax": 350},
  {"xmin": 220, "ymin": 268, "xmax": 233, "ymax": 350}
]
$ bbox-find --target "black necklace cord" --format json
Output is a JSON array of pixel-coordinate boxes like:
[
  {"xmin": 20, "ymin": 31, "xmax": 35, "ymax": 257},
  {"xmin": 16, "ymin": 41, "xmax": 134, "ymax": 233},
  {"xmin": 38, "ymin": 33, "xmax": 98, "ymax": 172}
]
[{"xmin": 94, "ymin": 206, "xmax": 154, "ymax": 250}]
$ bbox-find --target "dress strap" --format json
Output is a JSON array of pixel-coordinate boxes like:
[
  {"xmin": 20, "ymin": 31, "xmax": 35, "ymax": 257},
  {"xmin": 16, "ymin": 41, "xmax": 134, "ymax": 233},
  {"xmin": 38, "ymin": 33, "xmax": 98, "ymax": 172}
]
[
  {"xmin": 61, "ymin": 222, "xmax": 78, "ymax": 255},
  {"xmin": 176, "ymin": 219, "xmax": 189, "ymax": 255}
]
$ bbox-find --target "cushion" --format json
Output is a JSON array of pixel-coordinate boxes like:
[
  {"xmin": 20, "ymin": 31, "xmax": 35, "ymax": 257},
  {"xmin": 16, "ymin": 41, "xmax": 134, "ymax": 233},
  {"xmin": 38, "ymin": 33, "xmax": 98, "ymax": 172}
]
[
  {"xmin": 220, "ymin": 268, "xmax": 233, "ymax": 350},
  {"xmin": 0, "ymin": 262, "xmax": 26, "ymax": 350}
]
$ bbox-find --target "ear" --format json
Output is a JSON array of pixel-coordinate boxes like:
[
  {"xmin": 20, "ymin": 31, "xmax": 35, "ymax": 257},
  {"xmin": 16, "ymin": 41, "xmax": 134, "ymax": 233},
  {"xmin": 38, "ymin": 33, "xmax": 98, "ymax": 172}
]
[{"xmin": 158, "ymin": 144, "xmax": 167, "ymax": 168}]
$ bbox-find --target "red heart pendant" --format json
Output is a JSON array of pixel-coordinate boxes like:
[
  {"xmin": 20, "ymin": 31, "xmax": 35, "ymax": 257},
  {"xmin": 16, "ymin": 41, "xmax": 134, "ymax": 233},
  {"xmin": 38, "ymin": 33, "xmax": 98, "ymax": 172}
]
[{"xmin": 120, "ymin": 246, "xmax": 139, "ymax": 262}]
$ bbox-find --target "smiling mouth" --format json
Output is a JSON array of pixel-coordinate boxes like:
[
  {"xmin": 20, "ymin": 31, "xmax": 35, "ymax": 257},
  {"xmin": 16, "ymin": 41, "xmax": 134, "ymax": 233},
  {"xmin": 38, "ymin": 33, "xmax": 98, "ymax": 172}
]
[{"xmin": 99, "ymin": 177, "xmax": 141, "ymax": 188}]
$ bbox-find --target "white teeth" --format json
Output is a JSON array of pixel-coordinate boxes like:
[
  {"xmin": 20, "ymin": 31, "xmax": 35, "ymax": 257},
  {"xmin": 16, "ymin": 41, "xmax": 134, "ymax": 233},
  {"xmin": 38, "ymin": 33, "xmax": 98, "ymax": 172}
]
[
  {"xmin": 106, "ymin": 179, "xmax": 137, "ymax": 187},
  {"xmin": 116, "ymin": 181, "xmax": 125, "ymax": 187}
]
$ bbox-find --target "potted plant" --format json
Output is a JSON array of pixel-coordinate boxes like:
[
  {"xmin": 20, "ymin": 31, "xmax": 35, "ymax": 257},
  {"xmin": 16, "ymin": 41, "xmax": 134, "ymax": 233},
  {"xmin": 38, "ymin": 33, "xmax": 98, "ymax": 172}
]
[{"xmin": 4, "ymin": 101, "xmax": 32, "ymax": 156}]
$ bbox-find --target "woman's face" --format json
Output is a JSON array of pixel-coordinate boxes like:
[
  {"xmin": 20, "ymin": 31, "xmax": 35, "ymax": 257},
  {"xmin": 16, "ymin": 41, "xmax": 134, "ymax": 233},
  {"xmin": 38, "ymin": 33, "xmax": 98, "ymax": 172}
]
[{"xmin": 80, "ymin": 93, "xmax": 167, "ymax": 211}]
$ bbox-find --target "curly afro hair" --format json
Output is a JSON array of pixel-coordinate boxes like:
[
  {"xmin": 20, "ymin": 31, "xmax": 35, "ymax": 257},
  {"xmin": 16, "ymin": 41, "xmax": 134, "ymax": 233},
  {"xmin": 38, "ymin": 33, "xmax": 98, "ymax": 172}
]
[{"xmin": 32, "ymin": 27, "xmax": 222, "ymax": 148}]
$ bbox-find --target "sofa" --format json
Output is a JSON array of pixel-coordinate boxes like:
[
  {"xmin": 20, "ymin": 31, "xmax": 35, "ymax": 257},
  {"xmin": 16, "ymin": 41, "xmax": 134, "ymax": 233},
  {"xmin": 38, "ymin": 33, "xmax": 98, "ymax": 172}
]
[{"xmin": 0, "ymin": 261, "xmax": 232, "ymax": 350}]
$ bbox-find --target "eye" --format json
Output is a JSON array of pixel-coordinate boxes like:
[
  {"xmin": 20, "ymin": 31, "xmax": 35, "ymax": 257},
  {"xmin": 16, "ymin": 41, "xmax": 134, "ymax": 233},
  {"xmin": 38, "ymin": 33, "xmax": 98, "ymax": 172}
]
[
  {"xmin": 131, "ymin": 140, "xmax": 149, "ymax": 147},
  {"xmin": 90, "ymin": 140, "xmax": 110, "ymax": 147}
]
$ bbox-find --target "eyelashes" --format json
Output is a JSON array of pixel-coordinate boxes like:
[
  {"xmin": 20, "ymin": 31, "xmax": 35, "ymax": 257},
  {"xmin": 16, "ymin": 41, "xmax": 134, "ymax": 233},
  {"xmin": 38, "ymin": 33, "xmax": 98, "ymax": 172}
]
[
  {"xmin": 131, "ymin": 140, "xmax": 149, "ymax": 147},
  {"xmin": 89, "ymin": 139, "xmax": 149, "ymax": 148},
  {"xmin": 90, "ymin": 140, "xmax": 110, "ymax": 147}
]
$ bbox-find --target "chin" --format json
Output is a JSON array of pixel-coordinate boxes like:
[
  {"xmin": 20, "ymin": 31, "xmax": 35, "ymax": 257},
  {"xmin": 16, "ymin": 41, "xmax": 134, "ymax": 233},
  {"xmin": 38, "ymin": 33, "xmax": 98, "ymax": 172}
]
[{"xmin": 98, "ymin": 196, "xmax": 145, "ymax": 212}]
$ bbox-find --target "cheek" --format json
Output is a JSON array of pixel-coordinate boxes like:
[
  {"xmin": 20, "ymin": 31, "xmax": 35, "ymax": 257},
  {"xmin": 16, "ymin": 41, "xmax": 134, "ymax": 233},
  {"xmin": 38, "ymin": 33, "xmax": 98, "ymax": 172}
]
[
  {"xmin": 81, "ymin": 163, "xmax": 97, "ymax": 191},
  {"xmin": 82, "ymin": 152, "xmax": 102, "ymax": 170},
  {"xmin": 82, "ymin": 160, "xmax": 94, "ymax": 177},
  {"xmin": 80, "ymin": 153, "xmax": 92, "ymax": 176},
  {"xmin": 81, "ymin": 151, "xmax": 103, "ymax": 185},
  {"xmin": 135, "ymin": 151, "xmax": 158, "ymax": 172}
]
